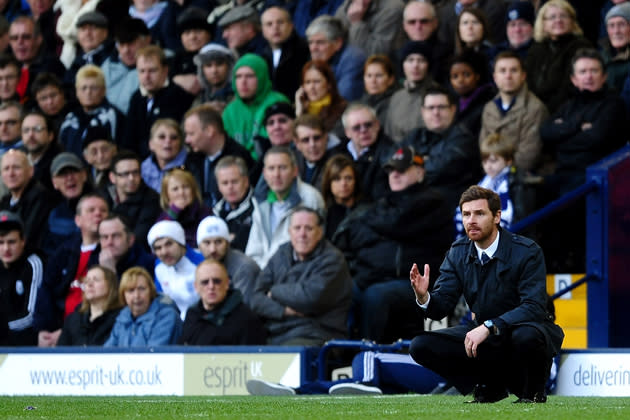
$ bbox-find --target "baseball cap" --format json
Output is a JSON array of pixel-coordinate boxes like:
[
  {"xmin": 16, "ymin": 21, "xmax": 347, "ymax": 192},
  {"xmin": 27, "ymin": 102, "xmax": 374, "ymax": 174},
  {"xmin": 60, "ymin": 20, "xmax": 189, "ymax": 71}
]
[
  {"xmin": 383, "ymin": 146, "xmax": 424, "ymax": 172},
  {"xmin": 50, "ymin": 152, "xmax": 85, "ymax": 176}
]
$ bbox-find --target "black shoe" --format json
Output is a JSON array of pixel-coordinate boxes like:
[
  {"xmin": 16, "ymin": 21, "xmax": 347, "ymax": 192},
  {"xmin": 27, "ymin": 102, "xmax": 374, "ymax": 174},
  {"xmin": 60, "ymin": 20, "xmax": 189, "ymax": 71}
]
[
  {"xmin": 513, "ymin": 393, "xmax": 547, "ymax": 404},
  {"xmin": 465, "ymin": 384, "xmax": 508, "ymax": 403}
]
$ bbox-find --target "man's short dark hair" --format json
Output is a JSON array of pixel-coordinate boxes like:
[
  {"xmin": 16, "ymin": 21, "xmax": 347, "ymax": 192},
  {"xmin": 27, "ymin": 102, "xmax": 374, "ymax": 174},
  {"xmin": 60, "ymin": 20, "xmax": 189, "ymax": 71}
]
[
  {"xmin": 493, "ymin": 50, "xmax": 524, "ymax": 72},
  {"xmin": 459, "ymin": 185, "xmax": 501, "ymax": 216},
  {"xmin": 30, "ymin": 72, "xmax": 64, "ymax": 97},
  {"xmin": 423, "ymin": 85, "xmax": 456, "ymax": 107},
  {"xmin": 100, "ymin": 213, "xmax": 133, "ymax": 236},
  {"xmin": 22, "ymin": 110, "xmax": 51, "ymax": 132},
  {"xmin": 110, "ymin": 150, "xmax": 142, "ymax": 173},
  {"xmin": 114, "ymin": 17, "xmax": 149, "ymax": 43},
  {"xmin": 571, "ymin": 48, "xmax": 605, "ymax": 75},
  {"xmin": 290, "ymin": 205, "xmax": 324, "ymax": 227},
  {"xmin": 292, "ymin": 114, "xmax": 326, "ymax": 138},
  {"xmin": 0, "ymin": 228, "xmax": 23, "ymax": 239},
  {"xmin": 0, "ymin": 53, "xmax": 19, "ymax": 72}
]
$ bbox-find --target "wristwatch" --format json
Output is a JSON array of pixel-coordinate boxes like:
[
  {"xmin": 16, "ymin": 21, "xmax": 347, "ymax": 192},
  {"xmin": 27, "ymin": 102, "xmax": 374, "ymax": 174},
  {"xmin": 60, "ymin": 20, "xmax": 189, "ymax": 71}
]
[{"xmin": 483, "ymin": 319, "xmax": 499, "ymax": 335}]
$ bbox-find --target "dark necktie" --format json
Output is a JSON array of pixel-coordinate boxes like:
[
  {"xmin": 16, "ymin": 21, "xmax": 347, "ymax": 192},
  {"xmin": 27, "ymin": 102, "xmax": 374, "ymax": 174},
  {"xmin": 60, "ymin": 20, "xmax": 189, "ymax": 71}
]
[{"xmin": 481, "ymin": 252, "xmax": 490, "ymax": 265}]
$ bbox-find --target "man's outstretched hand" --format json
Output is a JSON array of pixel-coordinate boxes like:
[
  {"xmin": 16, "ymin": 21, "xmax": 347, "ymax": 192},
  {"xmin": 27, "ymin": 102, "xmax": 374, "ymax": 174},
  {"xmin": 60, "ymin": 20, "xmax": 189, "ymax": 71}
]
[{"xmin": 410, "ymin": 263, "xmax": 430, "ymax": 304}]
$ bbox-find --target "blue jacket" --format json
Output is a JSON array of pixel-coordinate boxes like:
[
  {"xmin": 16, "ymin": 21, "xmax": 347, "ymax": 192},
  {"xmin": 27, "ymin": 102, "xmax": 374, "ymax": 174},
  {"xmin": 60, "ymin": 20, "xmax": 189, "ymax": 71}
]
[
  {"xmin": 104, "ymin": 296, "xmax": 182, "ymax": 347},
  {"xmin": 330, "ymin": 44, "xmax": 366, "ymax": 101}
]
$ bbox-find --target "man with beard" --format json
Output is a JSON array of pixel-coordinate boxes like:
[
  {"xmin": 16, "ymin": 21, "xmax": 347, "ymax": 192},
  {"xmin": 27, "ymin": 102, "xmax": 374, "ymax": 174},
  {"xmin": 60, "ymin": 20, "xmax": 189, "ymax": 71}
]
[{"xmin": 410, "ymin": 186, "xmax": 564, "ymax": 403}]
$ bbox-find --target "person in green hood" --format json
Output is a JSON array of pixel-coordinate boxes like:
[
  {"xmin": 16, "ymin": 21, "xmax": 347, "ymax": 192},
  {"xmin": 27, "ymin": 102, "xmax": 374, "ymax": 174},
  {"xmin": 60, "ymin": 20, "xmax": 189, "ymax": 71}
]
[{"xmin": 222, "ymin": 54, "xmax": 289, "ymax": 161}]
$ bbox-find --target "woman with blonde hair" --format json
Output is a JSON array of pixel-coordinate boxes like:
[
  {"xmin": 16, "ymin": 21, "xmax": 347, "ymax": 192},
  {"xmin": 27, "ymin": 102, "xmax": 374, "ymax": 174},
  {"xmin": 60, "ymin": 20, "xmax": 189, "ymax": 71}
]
[
  {"xmin": 525, "ymin": 0, "xmax": 592, "ymax": 112},
  {"xmin": 141, "ymin": 118, "xmax": 188, "ymax": 192},
  {"xmin": 57, "ymin": 265, "xmax": 122, "ymax": 346},
  {"xmin": 157, "ymin": 168, "xmax": 211, "ymax": 248},
  {"xmin": 105, "ymin": 267, "xmax": 182, "ymax": 347}
]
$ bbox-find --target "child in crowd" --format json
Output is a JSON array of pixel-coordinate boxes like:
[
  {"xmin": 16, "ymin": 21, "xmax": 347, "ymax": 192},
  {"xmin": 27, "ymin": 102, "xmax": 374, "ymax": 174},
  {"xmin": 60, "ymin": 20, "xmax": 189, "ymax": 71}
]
[{"xmin": 454, "ymin": 133, "xmax": 514, "ymax": 238}]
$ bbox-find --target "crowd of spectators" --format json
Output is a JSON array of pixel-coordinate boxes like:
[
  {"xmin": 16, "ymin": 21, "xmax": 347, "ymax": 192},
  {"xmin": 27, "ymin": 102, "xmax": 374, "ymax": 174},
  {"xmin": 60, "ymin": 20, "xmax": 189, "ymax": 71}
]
[{"xmin": 0, "ymin": 0, "xmax": 628, "ymax": 356}]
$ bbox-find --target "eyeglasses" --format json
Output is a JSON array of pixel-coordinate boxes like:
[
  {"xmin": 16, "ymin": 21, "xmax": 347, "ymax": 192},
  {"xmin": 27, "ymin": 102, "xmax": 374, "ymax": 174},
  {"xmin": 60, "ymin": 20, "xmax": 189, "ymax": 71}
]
[
  {"xmin": 405, "ymin": 18, "xmax": 434, "ymax": 26},
  {"xmin": 22, "ymin": 125, "xmax": 46, "ymax": 134},
  {"xmin": 349, "ymin": 121, "xmax": 375, "ymax": 133},
  {"xmin": 422, "ymin": 104, "xmax": 451, "ymax": 112},
  {"xmin": 298, "ymin": 134, "xmax": 324, "ymax": 144},
  {"xmin": 199, "ymin": 278, "xmax": 224, "ymax": 287},
  {"xmin": 114, "ymin": 169, "xmax": 141, "ymax": 178},
  {"xmin": 607, "ymin": 21, "xmax": 630, "ymax": 30},
  {"xmin": 0, "ymin": 119, "xmax": 18, "ymax": 126}
]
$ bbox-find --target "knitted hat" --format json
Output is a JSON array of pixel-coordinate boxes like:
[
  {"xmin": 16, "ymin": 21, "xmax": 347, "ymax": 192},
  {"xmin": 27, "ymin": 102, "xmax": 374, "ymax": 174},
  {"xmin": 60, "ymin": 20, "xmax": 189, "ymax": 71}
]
[
  {"xmin": 399, "ymin": 41, "xmax": 433, "ymax": 64},
  {"xmin": 505, "ymin": 1, "xmax": 535, "ymax": 26},
  {"xmin": 147, "ymin": 220, "xmax": 186, "ymax": 249},
  {"xmin": 82, "ymin": 123, "xmax": 113, "ymax": 150},
  {"xmin": 196, "ymin": 216, "xmax": 231, "ymax": 246},
  {"xmin": 263, "ymin": 102, "xmax": 295, "ymax": 125},
  {"xmin": 606, "ymin": 3, "xmax": 630, "ymax": 23}
]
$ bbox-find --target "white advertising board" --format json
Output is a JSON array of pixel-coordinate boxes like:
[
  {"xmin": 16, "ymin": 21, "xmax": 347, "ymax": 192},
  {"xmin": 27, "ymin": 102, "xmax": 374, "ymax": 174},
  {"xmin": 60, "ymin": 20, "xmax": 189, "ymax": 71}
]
[
  {"xmin": 556, "ymin": 353, "xmax": 630, "ymax": 396},
  {"xmin": 0, "ymin": 351, "xmax": 302, "ymax": 396}
]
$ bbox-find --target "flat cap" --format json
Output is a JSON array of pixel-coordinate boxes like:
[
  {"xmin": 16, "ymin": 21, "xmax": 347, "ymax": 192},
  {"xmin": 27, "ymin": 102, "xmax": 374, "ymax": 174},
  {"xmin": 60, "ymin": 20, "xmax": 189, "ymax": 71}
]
[
  {"xmin": 218, "ymin": 5, "xmax": 258, "ymax": 28},
  {"xmin": 76, "ymin": 11, "xmax": 108, "ymax": 28}
]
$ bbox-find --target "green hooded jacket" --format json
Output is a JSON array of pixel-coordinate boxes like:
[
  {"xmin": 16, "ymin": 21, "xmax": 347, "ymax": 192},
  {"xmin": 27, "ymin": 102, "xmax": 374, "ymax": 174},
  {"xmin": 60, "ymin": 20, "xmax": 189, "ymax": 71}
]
[{"xmin": 222, "ymin": 54, "xmax": 289, "ymax": 160}]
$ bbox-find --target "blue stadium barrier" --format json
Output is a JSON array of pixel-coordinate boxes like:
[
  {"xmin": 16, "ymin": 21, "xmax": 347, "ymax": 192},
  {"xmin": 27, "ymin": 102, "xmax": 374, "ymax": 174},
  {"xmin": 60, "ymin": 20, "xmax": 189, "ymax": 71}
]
[{"xmin": 509, "ymin": 145, "xmax": 630, "ymax": 348}]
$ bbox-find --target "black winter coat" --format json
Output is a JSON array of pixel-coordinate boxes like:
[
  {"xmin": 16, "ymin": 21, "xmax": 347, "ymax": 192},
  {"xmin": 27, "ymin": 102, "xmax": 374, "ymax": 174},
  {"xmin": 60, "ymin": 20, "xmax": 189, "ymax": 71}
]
[
  {"xmin": 103, "ymin": 182, "xmax": 162, "ymax": 251},
  {"xmin": 334, "ymin": 182, "xmax": 453, "ymax": 290},
  {"xmin": 262, "ymin": 30, "xmax": 311, "ymax": 100},
  {"xmin": 540, "ymin": 87, "xmax": 628, "ymax": 193},
  {"xmin": 57, "ymin": 307, "xmax": 121, "ymax": 346},
  {"xmin": 525, "ymin": 34, "xmax": 592, "ymax": 113},
  {"xmin": 403, "ymin": 123, "xmax": 482, "ymax": 209}
]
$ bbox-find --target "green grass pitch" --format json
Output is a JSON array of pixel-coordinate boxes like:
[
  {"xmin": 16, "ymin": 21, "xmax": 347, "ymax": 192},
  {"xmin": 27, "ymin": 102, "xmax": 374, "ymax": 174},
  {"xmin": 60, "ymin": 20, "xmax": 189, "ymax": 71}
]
[{"xmin": 1, "ymin": 395, "xmax": 630, "ymax": 419}]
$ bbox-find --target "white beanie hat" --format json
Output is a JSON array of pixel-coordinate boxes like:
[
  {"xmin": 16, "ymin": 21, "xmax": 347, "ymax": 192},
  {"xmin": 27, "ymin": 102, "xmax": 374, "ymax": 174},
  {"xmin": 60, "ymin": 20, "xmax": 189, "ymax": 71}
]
[
  {"xmin": 147, "ymin": 220, "xmax": 186, "ymax": 249},
  {"xmin": 196, "ymin": 216, "xmax": 231, "ymax": 246}
]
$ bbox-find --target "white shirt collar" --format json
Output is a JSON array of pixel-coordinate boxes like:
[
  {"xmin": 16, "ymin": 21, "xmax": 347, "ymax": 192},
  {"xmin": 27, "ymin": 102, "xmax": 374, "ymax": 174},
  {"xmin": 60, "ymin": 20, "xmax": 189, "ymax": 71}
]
[
  {"xmin": 474, "ymin": 230, "xmax": 500, "ymax": 261},
  {"xmin": 346, "ymin": 140, "xmax": 368, "ymax": 160}
]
